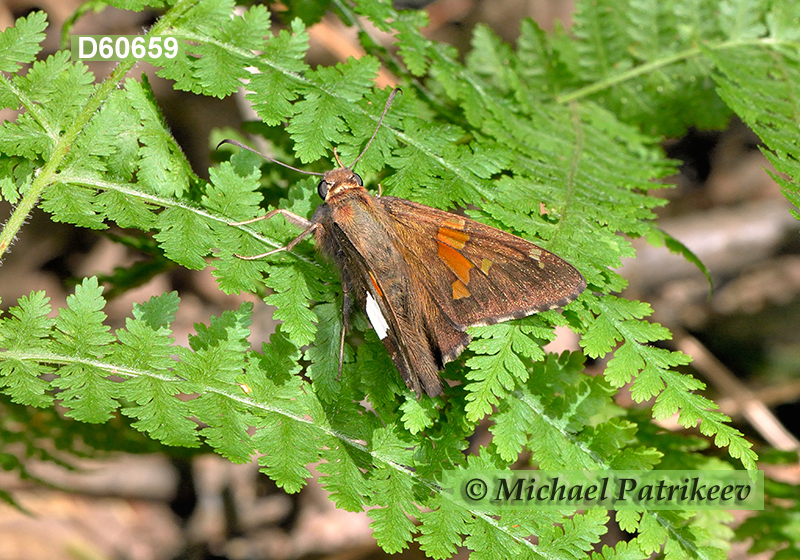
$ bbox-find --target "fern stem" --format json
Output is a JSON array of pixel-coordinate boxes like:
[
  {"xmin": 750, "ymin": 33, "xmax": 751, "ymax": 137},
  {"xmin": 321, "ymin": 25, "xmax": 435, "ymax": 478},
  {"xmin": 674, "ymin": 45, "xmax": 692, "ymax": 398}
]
[
  {"xmin": 3, "ymin": 346, "xmax": 547, "ymax": 555},
  {"xmin": 556, "ymin": 38, "xmax": 789, "ymax": 104},
  {"xmin": 55, "ymin": 172, "xmax": 319, "ymax": 263},
  {"xmin": 0, "ymin": 0, "xmax": 197, "ymax": 261},
  {"xmin": 0, "ymin": 64, "xmax": 129, "ymax": 260},
  {"xmin": 555, "ymin": 47, "xmax": 701, "ymax": 104}
]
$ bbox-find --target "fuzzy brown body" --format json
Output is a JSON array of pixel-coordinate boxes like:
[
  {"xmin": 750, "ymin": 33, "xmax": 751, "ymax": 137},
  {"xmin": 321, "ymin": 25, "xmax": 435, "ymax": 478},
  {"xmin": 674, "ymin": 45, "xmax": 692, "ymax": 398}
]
[{"xmin": 311, "ymin": 167, "xmax": 586, "ymax": 397}]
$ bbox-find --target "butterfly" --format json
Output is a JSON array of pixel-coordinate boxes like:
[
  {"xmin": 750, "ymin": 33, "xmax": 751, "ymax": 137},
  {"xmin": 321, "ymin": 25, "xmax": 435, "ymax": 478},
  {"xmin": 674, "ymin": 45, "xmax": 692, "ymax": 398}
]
[{"xmin": 223, "ymin": 89, "xmax": 585, "ymax": 398}]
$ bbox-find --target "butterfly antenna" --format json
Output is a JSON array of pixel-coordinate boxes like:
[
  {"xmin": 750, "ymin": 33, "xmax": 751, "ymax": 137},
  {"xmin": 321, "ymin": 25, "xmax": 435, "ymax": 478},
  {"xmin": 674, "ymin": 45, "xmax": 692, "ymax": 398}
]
[
  {"xmin": 216, "ymin": 139, "xmax": 325, "ymax": 176},
  {"xmin": 348, "ymin": 87, "xmax": 401, "ymax": 170}
]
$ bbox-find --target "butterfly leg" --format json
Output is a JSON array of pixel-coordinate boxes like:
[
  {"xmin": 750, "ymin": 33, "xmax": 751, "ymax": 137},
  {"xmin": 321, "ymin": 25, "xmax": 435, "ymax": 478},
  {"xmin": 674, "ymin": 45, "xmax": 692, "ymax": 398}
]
[
  {"xmin": 338, "ymin": 291, "xmax": 353, "ymax": 379},
  {"xmin": 230, "ymin": 208, "xmax": 313, "ymax": 229},
  {"xmin": 336, "ymin": 269, "xmax": 356, "ymax": 379},
  {"xmin": 231, "ymin": 209, "xmax": 319, "ymax": 260}
]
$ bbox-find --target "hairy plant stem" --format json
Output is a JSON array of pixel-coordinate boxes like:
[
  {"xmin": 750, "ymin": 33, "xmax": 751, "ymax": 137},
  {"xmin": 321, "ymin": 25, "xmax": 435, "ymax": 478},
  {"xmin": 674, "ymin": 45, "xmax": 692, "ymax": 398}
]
[{"xmin": 0, "ymin": 0, "xmax": 196, "ymax": 261}]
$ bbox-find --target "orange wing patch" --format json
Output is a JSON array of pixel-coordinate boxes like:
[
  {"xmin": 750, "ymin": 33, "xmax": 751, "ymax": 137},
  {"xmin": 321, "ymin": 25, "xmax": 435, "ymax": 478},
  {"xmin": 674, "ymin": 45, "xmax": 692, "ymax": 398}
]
[
  {"xmin": 437, "ymin": 239, "xmax": 473, "ymax": 284},
  {"xmin": 437, "ymin": 218, "xmax": 477, "ymax": 290},
  {"xmin": 368, "ymin": 270, "xmax": 384, "ymax": 298},
  {"xmin": 437, "ymin": 219, "xmax": 469, "ymax": 249},
  {"xmin": 452, "ymin": 279, "xmax": 471, "ymax": 300}
]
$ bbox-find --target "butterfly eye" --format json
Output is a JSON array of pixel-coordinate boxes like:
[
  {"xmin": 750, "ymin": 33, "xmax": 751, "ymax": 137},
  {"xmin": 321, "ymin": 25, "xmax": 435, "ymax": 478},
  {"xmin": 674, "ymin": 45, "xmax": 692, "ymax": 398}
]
[
  {"xmin": 353, "ymin": 173, "xmax": 363, "ymax": 186},
  {"xmin": 317, "ymin": 180, "xmax": 329, "ymax": 199}
]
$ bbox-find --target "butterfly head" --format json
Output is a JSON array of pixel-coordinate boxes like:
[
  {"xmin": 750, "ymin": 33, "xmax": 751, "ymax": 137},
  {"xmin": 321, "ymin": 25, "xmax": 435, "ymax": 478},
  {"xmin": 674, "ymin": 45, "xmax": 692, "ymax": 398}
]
[{"xmin": 318, "ymin": 167, "xmax": 364, "ymax": 201}]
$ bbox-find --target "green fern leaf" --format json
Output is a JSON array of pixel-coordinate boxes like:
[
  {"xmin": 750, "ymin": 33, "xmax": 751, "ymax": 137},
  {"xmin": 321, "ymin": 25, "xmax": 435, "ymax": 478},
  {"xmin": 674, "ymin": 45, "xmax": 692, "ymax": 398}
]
[
  {"xmin": 765, "ymin": 2, "xmax": 800, "ymax": 41},
  {"xmin": 382, "ymin": 117, "xmax": 485, "ymax": 208},
  {"xmin": 177, "ymin": 304, "xmax": 255, "ymax": 462},
  {"xmin": 709, "ymin": 38, "xmax": 800, "ymax": 218},
  {"xmin": 368, "ymin": 464, "xmax": 418, "ymax": 553},
  {"xmin": 153, "ymin": 207, "xmax": 215, "ymax": 270},
  {"xmin": 114, "ymin": 293, "xmax": 199, "ymax": 447},
  {"xmin": 399, "ymin": 392, "xmax": 438, "ymax": 434},
  {"xmin": 125, "ymin": 78, "xmax": 192, "ymax": 198},
  {"xmin": 463, "ymin": 321, "xmax": 548, "ymax": 421},
  {"xmin": 304, "ymin": 302, "xmax": 345, "ymax": 402},
  {"xmin": 192, "ymin": 4, "xmax": 271, "ymax": 98},
  {"xmin": 590, "ymin": 540, "xmax": 647, "ymax": 560},
  {"xmin": 0, "ymin": 291, "xmax": 55, "ymax": 407},
  {"xmin": 50, "ymin": 278, "xmax": 118, "ymax": 422},
  {"xmin": 538, "ymin": 508, "xmax": 610, "ymax": 558},
  {"xmin": 0, "ymin": 51, "xmax": 94, "ymax": 159},
  {"xmin": 355, "ymin": 328, "xmax": 408, "ymax": 408},
  {"xmin": 156, "ymin": 0, "xmax": 248, "ymax": 96},
  {"xmin": 228, "ymin": 333, "xmax": 314, "ymax": 480},
  {"xmin": 317, "ymin": 442, "xmax": 371, "ymax": 512},
  {"xmin": 571, "ymin": 0, "xmax": 631, "ymax": 81},
  {"xmin": 462, "ymin": 512, "xmax": 534, "ymax": 559},
  {"xmin": 636, "ymin": 512, "xmax": 670, "ymax": 556},
  {"xmin": 417, "ymin": 493, "xmax": 471, "ymax": 559},
  {"xmin": 0, "ymin": 11, "xmax": 47, "ymax": 73},
  {"xmin": 515, "ymin": 19, "xmax": 577, "ymax": 100},
  {"xmin": 627, "ymin": 1, "xmax": 680, "ymax": 61},
  {"xmin": 355, "ymin": 1, "xmax": 432, "ymax": 76},
  {"xmin": 720, "ymin": 0, "xmax": 768, "ymax": 39},
  {"xmin": 288, "ymin": 57, "xmax": 380, "ymax": 162},
  {"xmin": 334, "ymin": 88, "xmax": 403, "ymax": 175},
  {"xmin": 62, "ymin": 91, "xmax": 124, "ymax": 177},
  {"xmin": 40, "ymin": 183, "xmax": 107, "ymax": 229},
  {"xmin": 673, "ymin": 0, "xmax": 724, "ymax": 43},
  {"xmin": 202, "ymin": 163, "xmax": 263, "ymax": 224},
  {"xmin": 247, "ymin": 19, "xmax": 310, "ymax": 126},
  {"xmin": 105, "ymin": 0, "xmax": 167, "ymax": 9},
  {"xmin": 204, "ymin": 163, "xmax": 267, "ymax": 293},
  {"xmin": 95, "ymin": 189, "xmax": 157, "ymax": 232},
  {"xmin": 262, "ymin": 263, "xmax": 320, "ymax": 347},
  {"xmin": 254, "ymin": 410, "xmax": 318, "ymax": 492},
  {"xmin": 466, "ymin": 25, "xmax": 516, "ymax": 96}
]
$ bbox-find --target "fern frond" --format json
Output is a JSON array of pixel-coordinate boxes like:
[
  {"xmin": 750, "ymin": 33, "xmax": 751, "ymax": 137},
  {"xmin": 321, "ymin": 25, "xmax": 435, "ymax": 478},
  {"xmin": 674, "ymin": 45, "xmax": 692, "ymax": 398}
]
[
  {"xmin": 709, "ymin": 30, "xmax": 800, "ymax": 216},
  {"xmin": 1, "ymin": 0, "xmax": 791, "ymax": 557}
]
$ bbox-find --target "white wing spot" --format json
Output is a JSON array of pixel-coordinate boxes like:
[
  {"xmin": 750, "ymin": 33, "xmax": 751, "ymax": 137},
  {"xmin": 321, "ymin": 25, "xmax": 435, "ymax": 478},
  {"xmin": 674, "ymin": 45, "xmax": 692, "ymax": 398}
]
[{"xmin": 365, "ymin": 292, "xmax": 389, "ymax": 340}]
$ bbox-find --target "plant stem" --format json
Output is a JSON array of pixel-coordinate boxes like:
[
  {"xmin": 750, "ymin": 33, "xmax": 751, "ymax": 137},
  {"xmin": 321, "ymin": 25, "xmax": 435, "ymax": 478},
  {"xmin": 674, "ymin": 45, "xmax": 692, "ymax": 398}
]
[{"xmin": 0, "ymin": 0, "xmax": 195, "ymax": 261}]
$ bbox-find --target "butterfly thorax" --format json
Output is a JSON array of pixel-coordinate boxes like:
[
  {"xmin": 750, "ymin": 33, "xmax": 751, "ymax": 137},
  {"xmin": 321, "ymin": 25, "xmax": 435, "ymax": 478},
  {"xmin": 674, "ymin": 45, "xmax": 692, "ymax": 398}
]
[{"xmin": 311, "ymin": 179, "xmax": 392, "ymax": 266}]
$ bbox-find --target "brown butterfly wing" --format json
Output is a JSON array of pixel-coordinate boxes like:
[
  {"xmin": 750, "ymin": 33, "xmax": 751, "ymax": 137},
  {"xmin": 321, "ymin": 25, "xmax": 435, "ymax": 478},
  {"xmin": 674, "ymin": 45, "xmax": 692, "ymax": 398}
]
[
  {"xmin": 322, "ymin": 194, "xmax": 466, "ymax": 397},
  {"xmin": 377, "ymin": 197, "xmax": 586, "ymax": 335}
]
